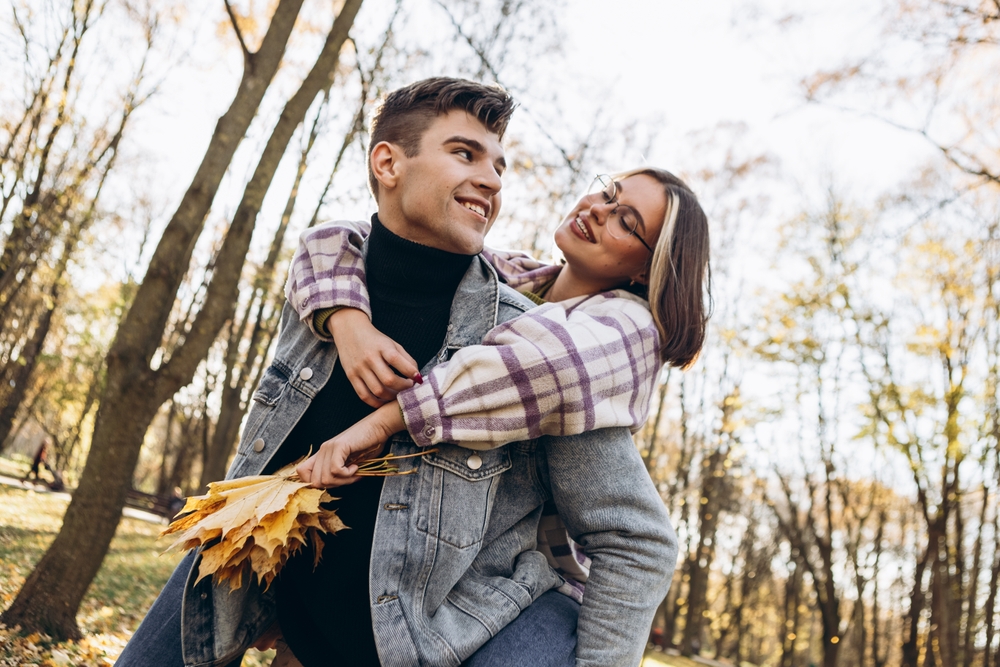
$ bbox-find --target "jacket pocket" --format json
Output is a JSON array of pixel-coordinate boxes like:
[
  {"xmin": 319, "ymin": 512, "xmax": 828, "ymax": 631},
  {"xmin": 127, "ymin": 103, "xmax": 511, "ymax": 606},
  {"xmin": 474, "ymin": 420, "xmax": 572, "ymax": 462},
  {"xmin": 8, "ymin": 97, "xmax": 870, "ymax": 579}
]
[
  {"xmin": 238, "ymin": 366, "xmax": 288, "ymax": 453},
  {"xmin": 416, "ymin": 444, "xmax": 512, "ymax": 549}
]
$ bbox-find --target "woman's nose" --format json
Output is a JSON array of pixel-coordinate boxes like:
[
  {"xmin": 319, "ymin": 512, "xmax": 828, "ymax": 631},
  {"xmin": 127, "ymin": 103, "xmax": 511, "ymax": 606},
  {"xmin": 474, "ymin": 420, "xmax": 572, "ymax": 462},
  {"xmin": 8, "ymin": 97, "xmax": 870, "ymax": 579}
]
[{"xmin": 587, "ymin": 198, "xmax": 616, "ymax": 225}]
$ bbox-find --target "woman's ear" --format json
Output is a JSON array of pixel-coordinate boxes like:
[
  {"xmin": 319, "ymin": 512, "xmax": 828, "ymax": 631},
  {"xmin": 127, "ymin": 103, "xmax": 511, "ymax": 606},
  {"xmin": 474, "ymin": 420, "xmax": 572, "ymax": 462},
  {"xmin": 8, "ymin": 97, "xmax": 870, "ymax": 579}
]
[
  {"xmin": 630, "ymin": 270, "xmax": 649, "ymax": 286},
  {"xmin": 370, "ymin": 141, "xmax": 402, "ymax": 191}
]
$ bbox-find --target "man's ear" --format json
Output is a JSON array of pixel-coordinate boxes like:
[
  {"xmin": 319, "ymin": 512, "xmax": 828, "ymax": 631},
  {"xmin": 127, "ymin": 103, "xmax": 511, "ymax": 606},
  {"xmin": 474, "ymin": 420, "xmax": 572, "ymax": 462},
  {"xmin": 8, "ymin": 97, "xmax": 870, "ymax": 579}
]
[{"xmin": 371, "ymin": 141, "xmax": 403, "ymax": 192}]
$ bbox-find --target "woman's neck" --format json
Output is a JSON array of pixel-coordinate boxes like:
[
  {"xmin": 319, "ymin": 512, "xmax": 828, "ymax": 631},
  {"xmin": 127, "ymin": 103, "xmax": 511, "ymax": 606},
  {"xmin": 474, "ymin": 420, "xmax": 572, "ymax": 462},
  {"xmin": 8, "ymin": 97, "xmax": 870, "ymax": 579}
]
[{"xmin": 544, "ymin": 265, "xmax": 612, "ymax": 302}]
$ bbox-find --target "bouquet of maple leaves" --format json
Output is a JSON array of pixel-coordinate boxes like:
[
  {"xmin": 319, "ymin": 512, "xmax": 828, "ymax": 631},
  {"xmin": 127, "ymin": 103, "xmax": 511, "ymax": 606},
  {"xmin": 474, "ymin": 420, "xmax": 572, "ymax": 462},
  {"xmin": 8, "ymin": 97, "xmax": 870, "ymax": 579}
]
[{"xmin": 160, "ymin": 450, "xmax": 431, "ymax": 591}]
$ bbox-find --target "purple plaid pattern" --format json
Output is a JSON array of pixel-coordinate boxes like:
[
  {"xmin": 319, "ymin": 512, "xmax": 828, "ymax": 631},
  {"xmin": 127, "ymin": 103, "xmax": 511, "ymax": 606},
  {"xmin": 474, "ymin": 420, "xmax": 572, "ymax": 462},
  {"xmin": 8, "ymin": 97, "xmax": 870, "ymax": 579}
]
[
  {"xmin": 285, "ymin": 220, "xmax": 373, "ymax": 340},
  {"xmin": 537, "ymin": 501, "xmax": 590, "ymax": 603},
  {"xmin": 286, "ymin": 221, "xmax": 665, "ymax": 599},
  {"xmin": 397, "ymin": 291, "xmax": 660, "ymax": 448},
  {"xmin": 481, "ymin": 247, "xmax": 563, "ymax": 294}
]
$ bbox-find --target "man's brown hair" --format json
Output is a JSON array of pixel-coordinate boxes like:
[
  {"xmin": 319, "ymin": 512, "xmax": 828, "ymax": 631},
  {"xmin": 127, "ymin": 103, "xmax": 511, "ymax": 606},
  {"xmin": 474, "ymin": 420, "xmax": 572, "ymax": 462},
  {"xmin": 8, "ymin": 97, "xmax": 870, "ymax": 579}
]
[{"xmin": 367, "ymin": 77, "xmax": 516, "ymax": 198}]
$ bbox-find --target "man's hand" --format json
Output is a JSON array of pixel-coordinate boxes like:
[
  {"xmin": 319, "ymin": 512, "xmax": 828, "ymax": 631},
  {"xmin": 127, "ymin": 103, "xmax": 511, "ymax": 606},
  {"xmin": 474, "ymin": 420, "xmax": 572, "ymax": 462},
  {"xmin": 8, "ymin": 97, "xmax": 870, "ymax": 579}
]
[
  {"xmin": 326, "ymin": 308, "xmax": 421, "ymax": 408},
  {"xmin": 296, "ymin": 402, "xmax": 406, "ymax": 488}
]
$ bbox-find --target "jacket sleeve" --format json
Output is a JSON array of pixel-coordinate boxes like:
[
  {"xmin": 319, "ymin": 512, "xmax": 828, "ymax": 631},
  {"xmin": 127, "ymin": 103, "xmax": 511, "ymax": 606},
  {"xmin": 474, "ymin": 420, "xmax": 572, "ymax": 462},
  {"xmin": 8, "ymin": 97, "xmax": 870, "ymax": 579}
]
[
  {"xmin": 398, "ymin": 292, "xmax": 661, "ymax": 449},
  {"xmin": 541, "ymin": 427, "xmax": 678, "ymax": 667},
  {"xmin": 284, "ymin": 220, "xmax": 372, "ymax": 340}
]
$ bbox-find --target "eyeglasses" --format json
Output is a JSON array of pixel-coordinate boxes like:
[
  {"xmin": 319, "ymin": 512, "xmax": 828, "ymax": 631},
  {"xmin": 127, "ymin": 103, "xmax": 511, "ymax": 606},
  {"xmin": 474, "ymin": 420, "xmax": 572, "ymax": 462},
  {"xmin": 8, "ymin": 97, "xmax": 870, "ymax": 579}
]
[{"xmin": 588, "ymin": 174, "xmax": 654, "ymax": 253}]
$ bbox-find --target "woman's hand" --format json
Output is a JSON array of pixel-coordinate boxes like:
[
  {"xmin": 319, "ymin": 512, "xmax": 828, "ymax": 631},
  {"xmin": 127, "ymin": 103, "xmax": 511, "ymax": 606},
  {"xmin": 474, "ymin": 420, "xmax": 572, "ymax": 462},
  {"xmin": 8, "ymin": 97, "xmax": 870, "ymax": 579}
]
[
  {"xmin": 326, "ymin": 308, "xmax": 421, "ymax": 408},
  {"xmin": 296, "ymin": 402, "xmax": 406, "ymax": 488}
]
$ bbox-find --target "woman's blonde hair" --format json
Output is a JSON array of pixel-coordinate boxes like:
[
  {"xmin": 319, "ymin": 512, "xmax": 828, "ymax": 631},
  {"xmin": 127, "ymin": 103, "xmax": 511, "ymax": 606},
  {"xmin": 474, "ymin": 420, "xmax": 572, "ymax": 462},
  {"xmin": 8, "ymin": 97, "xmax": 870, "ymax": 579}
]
[{"xmin": 615, "ymin": 167, "xmax": 712, "ymax": 369}]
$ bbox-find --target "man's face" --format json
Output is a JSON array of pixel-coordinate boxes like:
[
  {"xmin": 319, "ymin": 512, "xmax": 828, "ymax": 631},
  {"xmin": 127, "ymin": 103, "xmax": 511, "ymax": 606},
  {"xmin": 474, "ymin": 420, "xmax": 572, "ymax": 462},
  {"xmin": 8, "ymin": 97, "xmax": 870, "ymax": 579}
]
[{"xmin": 381, "ymin": 109, "xmax": 506, "ymax": 254}]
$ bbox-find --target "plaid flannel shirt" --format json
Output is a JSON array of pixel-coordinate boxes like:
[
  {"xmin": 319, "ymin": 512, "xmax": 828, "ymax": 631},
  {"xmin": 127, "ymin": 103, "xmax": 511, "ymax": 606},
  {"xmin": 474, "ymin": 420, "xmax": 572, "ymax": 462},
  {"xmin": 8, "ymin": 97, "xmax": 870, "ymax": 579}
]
[{"xmin": 285, "ymin": 220, "xmax": 664, "ymax": 601}]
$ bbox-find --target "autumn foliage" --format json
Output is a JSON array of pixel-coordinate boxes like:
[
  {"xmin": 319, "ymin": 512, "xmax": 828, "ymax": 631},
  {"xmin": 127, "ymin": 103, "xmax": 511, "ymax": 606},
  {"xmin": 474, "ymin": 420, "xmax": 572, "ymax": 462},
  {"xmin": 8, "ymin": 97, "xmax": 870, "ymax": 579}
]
[{"xmin": 160, "ymin": 462, "xmax": 345, "ymax": 591}]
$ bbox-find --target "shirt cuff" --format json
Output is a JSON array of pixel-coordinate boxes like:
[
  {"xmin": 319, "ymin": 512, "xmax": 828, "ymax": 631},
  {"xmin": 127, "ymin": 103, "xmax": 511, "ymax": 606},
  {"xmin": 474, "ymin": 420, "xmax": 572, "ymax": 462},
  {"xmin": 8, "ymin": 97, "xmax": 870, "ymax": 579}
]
[{"xmin": 311, "ymin": 307, "xmax": 340, "ymax": 339}]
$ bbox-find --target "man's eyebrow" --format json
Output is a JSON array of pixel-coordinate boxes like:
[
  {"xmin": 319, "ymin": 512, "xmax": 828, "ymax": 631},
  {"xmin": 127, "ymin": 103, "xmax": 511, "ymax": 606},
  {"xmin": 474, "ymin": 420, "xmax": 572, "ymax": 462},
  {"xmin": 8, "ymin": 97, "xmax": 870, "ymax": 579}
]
[
  {"xmin": 445, "ymin": 135, "xmax": 506, "ymax": 172},
  {"xmin": 616, "ymin": 179, "xmax": 647, "ymax": 231}
]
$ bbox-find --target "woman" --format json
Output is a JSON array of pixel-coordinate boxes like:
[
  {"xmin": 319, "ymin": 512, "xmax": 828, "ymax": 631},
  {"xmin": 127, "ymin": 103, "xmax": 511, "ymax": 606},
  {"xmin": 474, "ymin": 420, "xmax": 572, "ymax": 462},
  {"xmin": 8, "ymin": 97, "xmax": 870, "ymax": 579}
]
[{"xmin": 286, "ymin": 167, "xmax": 711, "ymax": 485}]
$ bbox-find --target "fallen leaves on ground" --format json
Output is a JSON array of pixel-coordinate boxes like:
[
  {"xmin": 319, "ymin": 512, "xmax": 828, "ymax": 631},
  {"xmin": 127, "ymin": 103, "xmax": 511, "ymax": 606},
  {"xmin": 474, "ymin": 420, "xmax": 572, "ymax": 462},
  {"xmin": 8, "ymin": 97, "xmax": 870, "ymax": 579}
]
[{"xmin": 160, "ymin": 462, "xmax": 346, "ymax": 591}]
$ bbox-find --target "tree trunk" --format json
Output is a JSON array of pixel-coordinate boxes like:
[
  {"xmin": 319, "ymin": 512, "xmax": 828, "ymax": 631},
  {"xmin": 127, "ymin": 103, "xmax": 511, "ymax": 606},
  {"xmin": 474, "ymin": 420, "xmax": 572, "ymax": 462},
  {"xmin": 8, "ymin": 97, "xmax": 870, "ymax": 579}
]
[
  {"xmin": 0, "ymin": 201, "xmax": 95, "ymax": 446},
  {"xmin": 0, "ymin": 291, "xmax": 58, "ymax": 447},
  {"xmin": 62, "ymin": 364, "xmax": 102, "ymax": 472},
  {"xmin": 983, "ymin": 508, "xmax": 1000, "ymax": 667},
  {"xmin": 200, "ymin": 89, "xmax": 328, "ymax": 488},
  {"xmin": 0, "ymin": 0, "xmax": 311, "ymax": 639},
  {"xmin": 780, "ymin": 561, "xmax": 802, "ymax": 667},
  {"xmin": 903, "ymin": 535, "xmax": 934, "ymax": 667},
  {"xmin": 680, "ymin": 447, "xmax": 725, "ymax": 656},
  {"xmin": 154, "ymin": 400, "xmax": 178, "ymax": 497}
]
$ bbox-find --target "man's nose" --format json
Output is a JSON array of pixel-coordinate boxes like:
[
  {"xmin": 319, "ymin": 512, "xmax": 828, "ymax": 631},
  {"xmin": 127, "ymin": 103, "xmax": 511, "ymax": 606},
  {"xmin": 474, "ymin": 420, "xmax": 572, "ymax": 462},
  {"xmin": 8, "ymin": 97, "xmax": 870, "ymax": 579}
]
[{"xmin": 475, "ymin": 164, "xmax": 503, "ymax": 194}]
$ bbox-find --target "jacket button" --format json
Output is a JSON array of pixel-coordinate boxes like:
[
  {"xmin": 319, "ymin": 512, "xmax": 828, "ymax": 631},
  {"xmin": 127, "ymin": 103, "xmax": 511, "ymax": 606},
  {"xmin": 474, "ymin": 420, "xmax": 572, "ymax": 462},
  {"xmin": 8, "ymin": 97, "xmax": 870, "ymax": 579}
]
[
  {"xmin": 253, "ymin": 438, "xmax": 265, "ymax": 453},
  {"xmin": 466, "ymin": 454, "xmax": 483, "ymax": 470},
  {"xmin": 299, "ymin": 367, "xmax": 314, "ymax": 381}
]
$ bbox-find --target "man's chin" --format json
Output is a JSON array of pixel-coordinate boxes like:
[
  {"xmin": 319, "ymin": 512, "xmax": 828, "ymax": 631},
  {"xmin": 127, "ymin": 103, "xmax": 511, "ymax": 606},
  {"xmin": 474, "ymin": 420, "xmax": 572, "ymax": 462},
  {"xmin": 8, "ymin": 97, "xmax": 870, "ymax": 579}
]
[{"xmin": 445, "ymin": 229, "xmax": 487, "ymax": 255}]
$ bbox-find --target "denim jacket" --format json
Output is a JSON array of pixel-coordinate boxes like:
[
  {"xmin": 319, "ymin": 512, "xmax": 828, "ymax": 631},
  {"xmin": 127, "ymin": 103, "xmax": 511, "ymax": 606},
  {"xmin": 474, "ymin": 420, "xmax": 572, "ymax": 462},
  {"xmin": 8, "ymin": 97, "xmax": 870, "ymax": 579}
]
[{"xmin": 179, "ymin": 254, "xmax": 678, "ymax": 667}]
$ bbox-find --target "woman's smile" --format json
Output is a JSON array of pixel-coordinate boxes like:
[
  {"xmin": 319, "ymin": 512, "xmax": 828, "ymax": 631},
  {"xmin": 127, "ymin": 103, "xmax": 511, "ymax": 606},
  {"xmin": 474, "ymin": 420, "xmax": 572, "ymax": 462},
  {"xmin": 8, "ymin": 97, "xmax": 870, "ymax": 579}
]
[{"xmin": 570, "ymin": 214, "xmax": 596, "ymax": 243}]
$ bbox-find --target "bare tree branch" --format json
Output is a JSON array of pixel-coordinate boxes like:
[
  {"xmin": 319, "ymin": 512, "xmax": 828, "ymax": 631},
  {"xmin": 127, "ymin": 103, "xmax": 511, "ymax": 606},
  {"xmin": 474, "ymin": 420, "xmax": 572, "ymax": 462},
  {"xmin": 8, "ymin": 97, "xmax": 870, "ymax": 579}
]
[{"xmin": 224, "ymin": 0, "xmax": 252, "ymax": 62}]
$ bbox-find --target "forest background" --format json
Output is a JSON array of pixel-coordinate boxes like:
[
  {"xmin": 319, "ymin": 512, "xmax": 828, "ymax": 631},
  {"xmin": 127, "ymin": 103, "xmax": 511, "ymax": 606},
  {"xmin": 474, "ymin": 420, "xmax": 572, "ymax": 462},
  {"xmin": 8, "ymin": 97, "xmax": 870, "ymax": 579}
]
[{"xmin": 0, "ymin": 0, "xmax": 998, "ymax": 666}]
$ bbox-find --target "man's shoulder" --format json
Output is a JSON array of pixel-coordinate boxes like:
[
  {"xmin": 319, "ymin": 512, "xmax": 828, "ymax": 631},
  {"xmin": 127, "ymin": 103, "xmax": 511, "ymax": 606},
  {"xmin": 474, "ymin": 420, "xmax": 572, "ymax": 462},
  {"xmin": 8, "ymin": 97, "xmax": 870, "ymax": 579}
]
[{"xmin": 495, "ymin": 283, "xmax": 536, "ymax": 324}]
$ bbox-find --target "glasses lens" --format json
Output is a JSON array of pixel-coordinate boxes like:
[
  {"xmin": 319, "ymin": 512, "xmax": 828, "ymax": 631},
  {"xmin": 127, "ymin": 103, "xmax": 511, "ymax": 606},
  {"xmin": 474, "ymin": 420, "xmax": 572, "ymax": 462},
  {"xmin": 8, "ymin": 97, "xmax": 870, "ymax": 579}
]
[
  {"xmin": 606, "ymin": 206, "xmax": 639, "ymax": 238},
  {"xmin": 588, "ymin": 174, "xmax": 616, "ymax": 203}
]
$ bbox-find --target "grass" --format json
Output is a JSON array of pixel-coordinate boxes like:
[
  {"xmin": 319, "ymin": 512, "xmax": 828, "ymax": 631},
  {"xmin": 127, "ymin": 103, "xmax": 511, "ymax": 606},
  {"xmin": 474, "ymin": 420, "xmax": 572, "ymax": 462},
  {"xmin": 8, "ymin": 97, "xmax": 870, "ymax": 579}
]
[
  {"xmin": 641, "ymin": 651, "xmax": 717, "ymax": 666},
  {"xmin": 0, "ymin": 476, "xmax": 737, "ymax": 667},
  {"xmin": 0, "ymin": 483, "xmax": 275, "ymax": 666}
]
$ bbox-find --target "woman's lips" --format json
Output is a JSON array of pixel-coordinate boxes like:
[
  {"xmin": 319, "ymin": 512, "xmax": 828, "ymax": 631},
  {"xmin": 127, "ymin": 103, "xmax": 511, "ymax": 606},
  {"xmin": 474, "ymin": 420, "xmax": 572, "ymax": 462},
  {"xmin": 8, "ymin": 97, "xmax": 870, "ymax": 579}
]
[{"xmin": 570, "ymin": 215, "xmax": 596, "ymax": 243}]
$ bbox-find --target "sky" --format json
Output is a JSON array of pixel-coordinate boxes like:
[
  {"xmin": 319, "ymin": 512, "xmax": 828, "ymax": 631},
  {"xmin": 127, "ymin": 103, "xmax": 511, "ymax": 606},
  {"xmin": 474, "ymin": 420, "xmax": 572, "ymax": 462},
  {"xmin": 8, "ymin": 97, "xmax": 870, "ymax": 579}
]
[
  {"xmin": 121, "ymin": 0, "xmax": 941, "ymax": 243},
  {"xmin": 6, "ymin": 0, "xmax": 973, "ymax": 487}
]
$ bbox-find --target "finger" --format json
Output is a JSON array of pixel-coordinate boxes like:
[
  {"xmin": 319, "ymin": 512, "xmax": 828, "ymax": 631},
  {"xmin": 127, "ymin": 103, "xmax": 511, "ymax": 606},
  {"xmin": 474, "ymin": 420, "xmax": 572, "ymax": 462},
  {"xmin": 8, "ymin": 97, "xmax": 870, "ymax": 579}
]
[
  {"xmin": 346, "ymin": 372, "xmax": 385, "ymax": 408},
  {"xmin": 308, "ymin": 452, "xmax": 330, "ymax": 488},
  {"xmin": 384, "ymin": 346, "xmax": 420, "ymax": 380},
  {"xmin": 373, "ymin": 363, "xmax": 414, "ymax": 394},
  {"xmin": 326, "ymin": 474, "xmax": 361, "ymax": 488},
  {"xmin": 296, "ymin": 458, "xmax": 315, "ymax": 483},
  {"xmin": 358, "ymin": 367, "xmax": 396, "ymax": 402}
]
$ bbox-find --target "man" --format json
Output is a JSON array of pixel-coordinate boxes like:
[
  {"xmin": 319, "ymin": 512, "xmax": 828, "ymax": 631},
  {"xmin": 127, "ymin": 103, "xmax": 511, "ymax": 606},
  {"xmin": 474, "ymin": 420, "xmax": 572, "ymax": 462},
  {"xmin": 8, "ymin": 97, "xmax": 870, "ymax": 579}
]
[{"xmin": 117, "ymin": 77, "xmax": 676, "ymax": 667}]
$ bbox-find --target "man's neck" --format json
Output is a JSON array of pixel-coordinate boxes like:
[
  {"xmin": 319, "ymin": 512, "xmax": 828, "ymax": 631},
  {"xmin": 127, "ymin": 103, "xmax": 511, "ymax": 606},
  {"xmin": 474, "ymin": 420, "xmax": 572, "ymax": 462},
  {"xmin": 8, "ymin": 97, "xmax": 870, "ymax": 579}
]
[{"xmin": 366, "ymin": 215, "xmax": 473, "ymax": 298}]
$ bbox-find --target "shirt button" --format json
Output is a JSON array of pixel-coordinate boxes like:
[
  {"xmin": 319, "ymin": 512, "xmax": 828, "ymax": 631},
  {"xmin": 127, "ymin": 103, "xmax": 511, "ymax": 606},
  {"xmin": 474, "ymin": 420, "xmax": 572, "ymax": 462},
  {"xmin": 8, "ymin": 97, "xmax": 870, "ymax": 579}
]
[
  {"xmin": 252, "ymin": 438, "xmax": 265, "ymax": 453},
  {"xmin": 299, "ymin": 367, "xmax": 314, "ymax": 381},
  {"xmin": 466, "ymin": 454, "xmax": 483, "ymax": 470},
  {"xmin": 423, "ymin": 426, "xmax": 435, "ymax": 438}
]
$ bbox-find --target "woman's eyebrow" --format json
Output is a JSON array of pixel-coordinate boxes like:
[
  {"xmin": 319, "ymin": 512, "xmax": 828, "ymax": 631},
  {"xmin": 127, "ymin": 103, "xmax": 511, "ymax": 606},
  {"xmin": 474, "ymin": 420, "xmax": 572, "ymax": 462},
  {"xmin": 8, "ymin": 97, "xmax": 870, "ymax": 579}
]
[
  {"xmin": 616, "ymin": 180, "xmax": 647, "ymax": 232},
  {"xmin": 444, "ymin": 135, "xmax": 507, "ymax": 172}
]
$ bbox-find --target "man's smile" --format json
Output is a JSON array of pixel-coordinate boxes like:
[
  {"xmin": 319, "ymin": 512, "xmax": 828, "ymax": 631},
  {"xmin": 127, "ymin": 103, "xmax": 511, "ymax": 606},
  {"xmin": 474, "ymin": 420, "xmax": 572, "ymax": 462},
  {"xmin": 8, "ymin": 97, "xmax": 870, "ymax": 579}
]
[{"xmin": 458, "ymin": 197, "xmax": 489, "ymax": 219}]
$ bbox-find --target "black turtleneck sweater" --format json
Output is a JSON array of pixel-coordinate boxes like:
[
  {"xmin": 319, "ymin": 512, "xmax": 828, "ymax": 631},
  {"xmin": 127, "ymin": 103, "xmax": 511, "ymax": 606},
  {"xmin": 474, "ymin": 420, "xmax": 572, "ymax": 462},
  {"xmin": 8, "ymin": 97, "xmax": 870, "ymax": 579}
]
[{"xmin": 273, "ymin": 215, "xmax": 473, "ymax": 666}]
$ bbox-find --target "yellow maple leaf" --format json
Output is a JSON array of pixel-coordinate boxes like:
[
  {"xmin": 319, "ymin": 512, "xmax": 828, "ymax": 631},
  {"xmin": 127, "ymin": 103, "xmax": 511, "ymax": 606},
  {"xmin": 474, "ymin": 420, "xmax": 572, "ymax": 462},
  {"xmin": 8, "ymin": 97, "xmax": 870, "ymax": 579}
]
[
  {"xmin": 162, "ymin": 450, "xmax": 433, "ymax": 590},
  {"xmin": 161, "ymin": 461, "xmax": 344, "ymax": 590}
]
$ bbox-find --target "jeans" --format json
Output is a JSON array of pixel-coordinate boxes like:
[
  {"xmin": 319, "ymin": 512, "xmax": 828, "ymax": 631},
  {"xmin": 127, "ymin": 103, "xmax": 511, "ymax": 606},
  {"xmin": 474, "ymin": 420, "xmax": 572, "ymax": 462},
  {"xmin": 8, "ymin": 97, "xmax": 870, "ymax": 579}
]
[
  {"xmin": 116, "ymin": 551, "xmax": 189, "ymax": 667},
  {"xmin": 117, "ymin": 554, "xmax": 578, "ymax": 667},
  {"xmin": 462, "ymin": 590, "xmax": 579, "ymax": 667}
]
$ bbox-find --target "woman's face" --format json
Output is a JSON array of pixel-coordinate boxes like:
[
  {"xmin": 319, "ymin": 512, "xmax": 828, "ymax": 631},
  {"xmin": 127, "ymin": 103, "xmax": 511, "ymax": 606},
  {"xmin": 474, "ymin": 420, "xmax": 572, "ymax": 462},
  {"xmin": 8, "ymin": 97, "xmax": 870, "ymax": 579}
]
[{"xmin": 554, "ymin": 173, "xmax": 668, "ymax": 290}]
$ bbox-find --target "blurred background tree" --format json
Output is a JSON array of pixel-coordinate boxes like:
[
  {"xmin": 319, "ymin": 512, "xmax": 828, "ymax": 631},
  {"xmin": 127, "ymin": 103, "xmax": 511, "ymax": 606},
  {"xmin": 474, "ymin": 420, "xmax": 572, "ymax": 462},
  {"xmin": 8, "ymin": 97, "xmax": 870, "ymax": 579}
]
[{"xmin": 0, "ymin": 0, "xmax": 997, "ymax": 663}]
